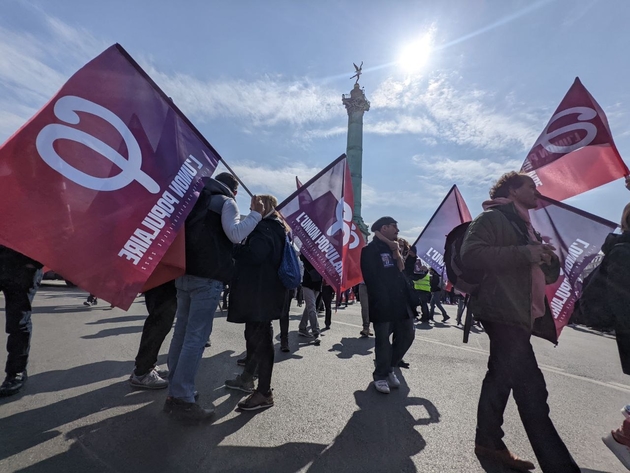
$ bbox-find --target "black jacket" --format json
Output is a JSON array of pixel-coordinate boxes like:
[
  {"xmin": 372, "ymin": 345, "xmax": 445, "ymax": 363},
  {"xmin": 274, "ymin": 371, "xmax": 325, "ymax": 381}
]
[
  {"xmin": 300, "ymin": 254, "xmax": 323, "ymax": 291},
  {"xmin": 184, "ymin": 179, "xmax": 235, "ymax": 282},
  {"xmin": 227, "ymin": 216, "xmax": 288, "ymax": 323},
  {"xmin": 430, "ymin": 272, "xmax": 442, "ymax": 293},
  {"xmin": 601, "ymin": 231, "xmax": 630, "ymax": 374},
  {"xmin": 360, "ymin": 238, "xmax": 411, "ymax": 323}
]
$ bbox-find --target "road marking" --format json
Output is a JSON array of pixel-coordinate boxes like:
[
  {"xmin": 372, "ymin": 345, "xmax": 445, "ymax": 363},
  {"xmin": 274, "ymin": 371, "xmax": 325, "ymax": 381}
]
[{"xmin": 331, "ymin": 319, "xmax": 630, "ymax": 394}]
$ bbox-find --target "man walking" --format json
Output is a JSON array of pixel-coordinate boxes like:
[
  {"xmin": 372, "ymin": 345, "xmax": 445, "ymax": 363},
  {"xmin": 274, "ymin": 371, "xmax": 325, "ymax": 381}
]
[
  {"xmin": 461, "ymin": 172, "xmax": 580, "ymax": 472},
  {"xmin": 298, "ymin": 255, "xmax": 322, "ymax": 338},
  {"xmin": 0, "ymin": 246, "xmax": 42, "ymax": 397},
  {"xmin": 360, "ymin": 216, "xmax": 415, "ymax": 394},
  {"xmin": 429, "ymin": 268, "xmax": 449, "ymax": 323},
  {"xmin": 163, "ymin": 173, "xmax": 263, "ymax": 423}
]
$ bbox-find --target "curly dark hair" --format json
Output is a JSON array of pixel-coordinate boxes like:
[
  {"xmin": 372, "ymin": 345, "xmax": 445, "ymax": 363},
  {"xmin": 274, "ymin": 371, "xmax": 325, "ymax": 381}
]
[{"xmin": 489, "ymin": 172, "xmax": 531, "ymax": 199}]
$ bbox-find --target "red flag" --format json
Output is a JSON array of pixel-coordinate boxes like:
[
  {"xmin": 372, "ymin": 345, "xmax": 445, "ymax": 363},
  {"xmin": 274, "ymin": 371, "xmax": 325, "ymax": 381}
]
[
  {"xmin": 412, "ymin": 185, "xmax": 472, "ymax": 273},
  {"xmin": 0, "ymin": 44, "xmax": 220, "ymax": 309},
  {"xmin": 277, "ymin": 155, "xmax": 365, "ymax": 294},
  {"xmin": 530, "ymin": 196, "xmax": 618, "ymax": 338},
  {"xmin": 521, "ymin": 77, "xmax": 628, "ymax": 201}
]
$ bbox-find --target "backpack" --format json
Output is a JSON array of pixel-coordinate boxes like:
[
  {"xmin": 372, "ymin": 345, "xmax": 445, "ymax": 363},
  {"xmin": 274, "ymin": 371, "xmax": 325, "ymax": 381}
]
[
  {"xmin": 277, "ymin": 234, "xmax": 302, "ymax": 289},
  {"xmin": 444, "ymin": 222, "xmax": 484, "ymax": 295}
]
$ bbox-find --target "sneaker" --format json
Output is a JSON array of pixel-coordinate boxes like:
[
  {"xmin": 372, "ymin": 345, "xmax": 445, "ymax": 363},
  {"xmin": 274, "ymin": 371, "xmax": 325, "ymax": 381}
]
[
  {"xmin": 387, "ymin": 372, "xmax": 401, "ymax": 388},
  {"xmin": 91, "ymin": 298, "xmax": 98, "ymax": 306},
  {"xmin": 237, "ymin": 390, "xmax": 274, "ymax": 411},
  {"xmin": 129, "ymin": 369, "xmax": 168, "ymax": 390},
  {"xmin": 280, "ymin": 339, "xmax": 290, "ymax": 352},
  {"xmin": 165, "ymin": 397, "xmax": 214, "ymax": 423},
  {"xmin": 442, "ymin": 315, "xmax": 450, "ymax": 323},
  {"xmin": 312, "ymin": 330, "xmax": 320, "ymax": 338},
  {"xmin": 298, "ymin": 329, "xmax": 313, "ymax": 338},
  {"xmin": 0, "ymin": 372, "xmax": 27, "ymax": 397},
  {"xmin": 474, "ymin": 445, "xmax": 534, "ymax": 471},
  {"xmin": 224, "ymin": 374, "xmax": 254, "ymax": 393},
  {"xmin": 360, "ymin": 329, "xmax": 369, "ymax": 338},
  {"xmin": 398, "ymin": 360, "xmax": 410, "ymax": 369},
  {"xmin": 83, "ymin": 301, "xmax": 90, "ymax": 306},
  {"xmin": 236, "ymin": 357, "xmax": 247, "ymax": 366},
  {"xmin": 374, "ymin": 379, "xmax": 390, "ymax": 394},
  {"xmin": 603, "ymin": 432, "xmax": 630, "ymax": 470},
  {"xmin": 623, "ymin": 405, "xmax": 630, "ymax": 419}
]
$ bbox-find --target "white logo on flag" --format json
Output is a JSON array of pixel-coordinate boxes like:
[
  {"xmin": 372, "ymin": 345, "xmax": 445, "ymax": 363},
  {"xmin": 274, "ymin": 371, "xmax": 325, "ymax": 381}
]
[
  {"xmin": 36, "ymin": 95, "xmax": 160, "ymax": 194},
  {"xmin": 535, "ymin": 106, "xmax": 597, "ymax": 154},
  {"xmin": 326, "ymin": 199, "xmax": 360, "ymax": 249}
]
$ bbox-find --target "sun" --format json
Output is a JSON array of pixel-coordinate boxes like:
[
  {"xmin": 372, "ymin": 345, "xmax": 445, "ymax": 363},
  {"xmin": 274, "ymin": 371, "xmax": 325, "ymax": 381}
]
[{"xmin": 398, "ymin": 35, "xmax": 433, "ymax": 73}]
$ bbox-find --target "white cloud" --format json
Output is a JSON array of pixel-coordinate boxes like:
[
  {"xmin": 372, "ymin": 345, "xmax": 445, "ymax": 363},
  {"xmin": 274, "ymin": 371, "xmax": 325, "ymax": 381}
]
[
  {"xmin": 369, "ymin": 75, "xmax": 541, "ymax": 151},
  {"xmin": 413, "ymin": 155, "xmax": 522, "ymax": 186}
]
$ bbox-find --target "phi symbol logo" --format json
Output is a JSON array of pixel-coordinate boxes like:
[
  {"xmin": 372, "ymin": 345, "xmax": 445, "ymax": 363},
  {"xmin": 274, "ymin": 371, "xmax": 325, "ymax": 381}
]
[
  {"xmin": 535, "ymin": 106, "xmax": 598, "ymax": 154},
  {"xmin": 35, "ymin": 95, "xmax": 160, "ymax": 194},
  {"xmin": 326, "ymin": 199, "xmax": 360, "ymax": 249}
]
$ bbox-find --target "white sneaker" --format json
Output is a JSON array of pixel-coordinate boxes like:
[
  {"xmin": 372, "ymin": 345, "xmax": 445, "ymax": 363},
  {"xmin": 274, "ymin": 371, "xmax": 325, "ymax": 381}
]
[
  {"xmin": 374, "ymin": 379, "xmax": 390, "ymax": 394},
  {"xmin": 603, "ymin": 432, "xmax": 630, "ymax": 470},
  {"xmin": 387, "ymin": 372, "xmax": 401, "ymax": 388}
]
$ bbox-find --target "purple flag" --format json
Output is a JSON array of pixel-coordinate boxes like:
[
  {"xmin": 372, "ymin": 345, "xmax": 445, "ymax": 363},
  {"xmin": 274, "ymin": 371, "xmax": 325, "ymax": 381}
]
[
  {"xmin": 412, "ymin": 185, "xmax": 472, "ymax": 273},
  {"xmin": 530, "ymin": 196, "xmax": 618, "ymax": 337},
  {"xmin": 277, "ymin": 154, "xmax": 365, "ymax": 294}
]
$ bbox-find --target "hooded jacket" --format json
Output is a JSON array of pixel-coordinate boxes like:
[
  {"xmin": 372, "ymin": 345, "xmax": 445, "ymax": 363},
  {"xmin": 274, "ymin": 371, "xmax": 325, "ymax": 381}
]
[
  {"xmin": 460, "ymin": 201, "xmax": 560, "ymax": 343},
  {"xmin": 600, "ymin": 231, "xmax": 630, "ymax": 374}
]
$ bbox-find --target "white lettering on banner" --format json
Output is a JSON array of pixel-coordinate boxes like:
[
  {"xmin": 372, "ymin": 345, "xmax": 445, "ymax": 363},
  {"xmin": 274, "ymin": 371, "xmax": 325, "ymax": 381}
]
[
  {"xmin": 549, "ymin": 238, "xmax": 591, "ymax": 318},
  {"xmin": 326, "ymin": 199, "xmax": 360, "ymax": 249},
  {"xmin": 36, "ymin": 95, "xmax": 160, "ymax": 194},
  {"xmin": 425, "ymin": 247, "xmax": 444, "ymax": 267},
  {"xmin": 118, "ymin": 156, "xmax": 199, "ymax": 265},
  {"xmin": 534, "ymin": 106, "xmax": 598, "ymax": 155},
  {"xmin": 564, "ymin": 238, "xmax": 590, "ymax": 274},
  {"xmin": 295, "ymin": 212, "xmax": 343, "ymax": 277},
  {"xmin": 526, "ymin": 170, "xmax": 543, "ymax": 187}
]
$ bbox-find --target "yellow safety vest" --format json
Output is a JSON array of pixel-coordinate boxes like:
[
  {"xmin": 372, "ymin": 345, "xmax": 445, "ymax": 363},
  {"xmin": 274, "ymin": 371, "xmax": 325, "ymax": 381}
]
[{"xmin": 413, "ymin": 273, "xmax": 431, "ymax": 292}]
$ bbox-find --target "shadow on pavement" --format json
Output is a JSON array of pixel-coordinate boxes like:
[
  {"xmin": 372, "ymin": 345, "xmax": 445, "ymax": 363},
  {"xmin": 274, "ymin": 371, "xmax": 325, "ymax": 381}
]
[
  {"xmin": 308, "ymin": 371, "xmax": 440, "ymax": 472},
  {"xmin": 4, "ymin": 348, "xmax": 330, "ymax": 473},
  {"xmin": 82, "ymin": 326, "xmax": 143, "ymax": 339},
  {"xmin": 328, "ymin": 337, "xmax": 374, "ymax": 359},
  {"xmin": 86, "ymin": 315, "xmax": 148, "ymax": 325}
]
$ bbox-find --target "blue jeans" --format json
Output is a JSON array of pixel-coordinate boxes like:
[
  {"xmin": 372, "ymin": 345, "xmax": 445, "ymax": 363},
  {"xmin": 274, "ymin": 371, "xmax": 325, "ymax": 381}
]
[{"xmin": 167, "ymin": 275, "xmax": 223, "ymax": 403}]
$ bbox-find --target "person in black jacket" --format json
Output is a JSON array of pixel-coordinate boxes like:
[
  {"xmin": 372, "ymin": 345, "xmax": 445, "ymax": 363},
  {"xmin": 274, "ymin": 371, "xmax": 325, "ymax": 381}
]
[
  {"xmin": 601, "ymin": 203, "xmax": 630, "ymax": 469},
  {"xmin": 224, "ymin": 194, "xmax": 288, "ymax": 411},
  {"xmin": 163, "ymin": 173, "xmax": 263, "ymax": 423},
  {"xmin": 360, "ymin": 216, "xmax": 415, "ymax": 394},
  {"xmin": 0, "ymin": 246, "xmax": 43, "ymax": 397},
  {"xmin": 429, "ymin": 268, "xmax": 449, "ymax": 322}
]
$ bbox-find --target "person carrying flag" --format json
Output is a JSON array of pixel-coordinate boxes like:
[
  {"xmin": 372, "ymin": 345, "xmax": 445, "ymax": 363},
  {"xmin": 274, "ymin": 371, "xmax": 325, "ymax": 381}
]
[{"xmin": 461, "ymin": 171, "xmax": 579, "ymax": 472}]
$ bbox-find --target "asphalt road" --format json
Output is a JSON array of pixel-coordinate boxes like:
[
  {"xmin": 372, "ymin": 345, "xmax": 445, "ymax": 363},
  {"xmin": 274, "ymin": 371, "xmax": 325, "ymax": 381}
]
[{"xmin": 0, "ymin": 282, "xmax": 628, "ymax": 472}]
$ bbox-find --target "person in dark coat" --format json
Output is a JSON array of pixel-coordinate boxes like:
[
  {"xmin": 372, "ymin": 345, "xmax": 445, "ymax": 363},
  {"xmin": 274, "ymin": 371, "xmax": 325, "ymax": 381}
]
[
  {"xmin": 601, "ymin": 203, "xmax": 630, "ymax": 469},
  {"xmin": 360, "ymin": 216, "xmax": 415, "ymax": 394},
  {"xmin": 225, "ymin": 194, "xmax": 288, "ymax": 411}
]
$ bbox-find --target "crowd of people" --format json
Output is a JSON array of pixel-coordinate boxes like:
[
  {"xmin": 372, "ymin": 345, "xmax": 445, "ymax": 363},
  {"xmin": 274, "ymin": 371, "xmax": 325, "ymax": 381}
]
[{"xmin": 1, "ymin": 170, "xmax": 630, "ymax": 472}]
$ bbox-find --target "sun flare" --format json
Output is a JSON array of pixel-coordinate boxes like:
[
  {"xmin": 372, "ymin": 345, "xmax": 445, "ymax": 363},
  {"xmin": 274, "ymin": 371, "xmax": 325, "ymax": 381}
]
[{"xmin": 398, "ymin": 35, "xmax": 433, "ymax": 73}]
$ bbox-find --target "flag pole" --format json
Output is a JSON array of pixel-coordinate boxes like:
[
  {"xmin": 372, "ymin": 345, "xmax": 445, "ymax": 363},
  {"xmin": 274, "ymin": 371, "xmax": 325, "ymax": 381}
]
[{"xmin": 218, "ymin": 158, "xmax": 254, "ymax": 198}]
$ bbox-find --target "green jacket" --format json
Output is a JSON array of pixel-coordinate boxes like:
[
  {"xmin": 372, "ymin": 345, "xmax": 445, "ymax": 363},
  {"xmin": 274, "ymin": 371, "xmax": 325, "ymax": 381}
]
[{"xmin": 460, "ymin": 202, "xmax": 560, "ymax": 344}]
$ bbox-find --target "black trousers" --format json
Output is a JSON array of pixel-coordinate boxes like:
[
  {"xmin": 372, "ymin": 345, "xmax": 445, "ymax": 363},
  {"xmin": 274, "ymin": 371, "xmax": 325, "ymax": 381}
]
[
  {"xmin": 372, "ymin": 317, "xmax": 415, "ymax": 380},
  {"xmin": 322, "ymin": 285, "xmax": 334, "ymax": 327},
  {"xmin": 1, "ymin": 268, "xmax": 41, "ymax": 375},
  {"xmin": 476, "ymin": 321, "xmax": 580, "ymax": 473},
  {"xmin": 279, "ymin": 290, "xmax": 294, "ymax": 342},
  {"xmin": 134, "ymin": 280, "xmax": 177, "ymax": 376},
  {"xmin": 244, "ymin": 321, "xmax": 274, "ymax": 394}
]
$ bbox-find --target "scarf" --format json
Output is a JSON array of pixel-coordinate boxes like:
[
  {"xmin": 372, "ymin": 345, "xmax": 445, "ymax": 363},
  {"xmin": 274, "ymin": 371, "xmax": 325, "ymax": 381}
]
[{"xmin": 374, "ymin": 231, "xmax": 405, "ymax": 272}]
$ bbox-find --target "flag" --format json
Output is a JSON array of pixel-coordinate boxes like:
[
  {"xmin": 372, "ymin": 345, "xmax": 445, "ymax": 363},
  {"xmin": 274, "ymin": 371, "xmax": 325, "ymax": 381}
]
[
  {"xmin": 530, "ymin": 195, "xmax": 618, "ymax": 337},
  {"xmin": 0, "ymin": 44, "xmax": 220, "ymax": 309},
  {"xmin": 277, "ymin": 154, "xmax": 365, "ymax": 294},
  {"xmin": 521, "ymin": 77, "xmax": 628, "ymax": 201},
  {"xmin": 296, "ymin": 176, "xmax": 303, "ymax": 188},
  {"xmin": 412, "ymin": 185, "xmax": 472, "ymax": 273}
]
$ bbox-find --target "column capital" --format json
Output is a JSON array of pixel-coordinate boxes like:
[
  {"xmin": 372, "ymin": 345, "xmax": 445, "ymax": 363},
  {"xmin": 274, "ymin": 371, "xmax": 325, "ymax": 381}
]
[{"xmin": 342, "ymin": 84, "xmax": 370, "ymax": 116}]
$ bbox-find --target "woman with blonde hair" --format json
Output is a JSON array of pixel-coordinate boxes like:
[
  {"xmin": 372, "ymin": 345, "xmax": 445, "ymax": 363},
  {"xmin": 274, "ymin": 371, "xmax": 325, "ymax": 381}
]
[{"xmin": 225, "ymin": 194, "xmax": 288, "ymax": 410}]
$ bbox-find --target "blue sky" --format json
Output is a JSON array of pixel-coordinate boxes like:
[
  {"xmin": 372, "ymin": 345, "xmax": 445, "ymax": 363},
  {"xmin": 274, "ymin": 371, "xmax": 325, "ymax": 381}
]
[{"xmin": 1, "ymin": 0, "xmax": 629, "ymax": 242}]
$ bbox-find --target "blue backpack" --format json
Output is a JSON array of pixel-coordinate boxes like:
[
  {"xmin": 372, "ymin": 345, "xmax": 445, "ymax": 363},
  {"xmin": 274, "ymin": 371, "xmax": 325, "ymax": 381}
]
[{"xmin": 278, "ymin": 235, "xmax": 302, "ymax": 289}]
